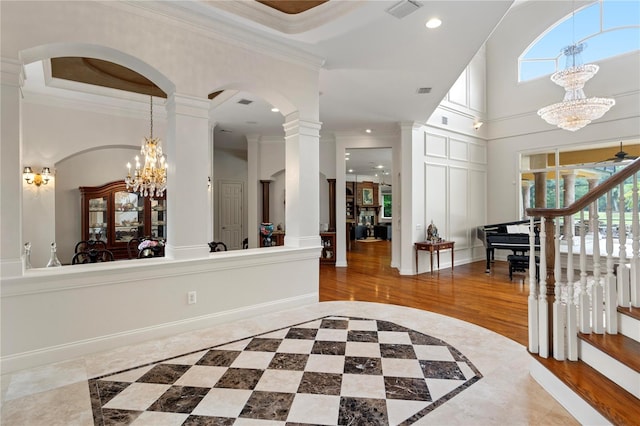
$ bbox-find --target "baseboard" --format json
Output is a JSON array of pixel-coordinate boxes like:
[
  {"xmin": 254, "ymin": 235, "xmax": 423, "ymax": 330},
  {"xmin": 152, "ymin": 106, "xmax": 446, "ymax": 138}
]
[
  {"xmin": 529, "ymin": 358, "xmax": 611, "ymax": 426},
  {"xmin": 0, "ymin": 293, "xmax": 318, "ymax": 374}
]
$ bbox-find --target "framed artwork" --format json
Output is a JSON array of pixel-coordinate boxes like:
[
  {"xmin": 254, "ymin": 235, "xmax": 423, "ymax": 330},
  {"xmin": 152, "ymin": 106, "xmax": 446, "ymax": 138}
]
[{"xmin": 362, "ymin": 188, "xmax": 374, "ymax": 205}]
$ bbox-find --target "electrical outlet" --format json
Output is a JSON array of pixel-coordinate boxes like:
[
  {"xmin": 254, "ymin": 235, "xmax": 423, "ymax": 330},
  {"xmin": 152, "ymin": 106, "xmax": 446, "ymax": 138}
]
[{"xmin": 187, "ymin": 291, "xmax": 197, "ymax": 304}]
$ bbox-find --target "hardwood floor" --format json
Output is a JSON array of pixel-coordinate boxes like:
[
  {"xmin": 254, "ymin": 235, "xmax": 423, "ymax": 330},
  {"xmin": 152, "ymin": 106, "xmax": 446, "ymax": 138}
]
[{"xmin": 320, "ymin": 240, "xmax": 530, "ymax": 346}]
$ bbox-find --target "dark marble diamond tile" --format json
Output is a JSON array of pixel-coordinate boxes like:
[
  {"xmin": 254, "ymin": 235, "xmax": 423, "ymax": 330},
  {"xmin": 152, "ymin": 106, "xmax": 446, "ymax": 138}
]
[
  {"xmin": 320, "ymin": 318, "xmax": 348, "ymax": 329},
  {"xmin": 214, "ymin": 368, "xmax": 263, "ymax": 390},
  {"xmin": 196, "ymin": 350, "xmax": 241, "ymax": 367},
  {"xmin": 419, "ymin": 360, "xmax": 466, "ymax": 380},
  {"xmin": 379, "ymin": 343, "xmax": 417, "ymax": 359},
  {"xmin": 408, "ymin": 331, "xmax": 446, "ymax": 346},
  {"xmin": 376, "ymin": 320, "xmax": 411, "ymax": 332},
  {"xmin": 448, "ymin": 346, "xmax": 466, "ymax": 362},
  {"xmin": 344, "ymin": 356, "xmax": 382, "ymax": 375},
  {"xmin": 268, "ymin": 353, "xmax": 309, "ymax": 370},
  {"xmin": 245, "ymin": 338, "xmax": 282, "ymax": 352},
  {"xmin": 94, "ymin": 380, "xmax": 130, "ymax": 405},
  {"xmin": 311, "ymin": 340, "xmax": 346, "ymax": 355},
  {"xmin": 347, "ymin": 330, "xmax": 378, "ymax": 343},
  {"xmin": 136, "ymin": 364, "xmax": 190, "ymax": 385},
  {"xmin": 285, "ymin": 328, "xmax": 318, "ymax": 340},
  {"xmin": 239, "ymin": 390, "xmax": 295, "ymax": 421},
  {"xmin": 148, "ymin": 385, "xmax": 209, "ymax": 414},
  {"xmin": 384, "ymin": 376, "xmax": 432, "ymax": 401},
  {"xmin": 101, "ymin": 408, "xmax": 142, "ymax": 425},
  {"xmin": 183, "ymin": 414, "xmax": 235, "ymax": 425},
  {"xmin": 338, "ymin": 397, "xmax": 388, "ymax": 425},
  {"xmin": 297, "ymin": 372, "xmax": 342, "ymax": 395}
]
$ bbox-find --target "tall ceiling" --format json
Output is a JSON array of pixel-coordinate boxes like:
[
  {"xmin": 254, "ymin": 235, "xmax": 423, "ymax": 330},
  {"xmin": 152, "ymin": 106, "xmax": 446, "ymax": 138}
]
[{"xmin": 41, "ymin": 0, "xmax": 515, "ymax": 139}]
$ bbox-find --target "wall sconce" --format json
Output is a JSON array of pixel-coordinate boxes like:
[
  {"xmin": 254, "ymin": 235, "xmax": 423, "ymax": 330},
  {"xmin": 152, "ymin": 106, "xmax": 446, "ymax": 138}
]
[
  {"xmin": 473, "ymin": 121, "xmax": 484, "ymax": 130},
  {"xmin": 207, "ymin": 176, "xmax": 211, "ymax": 189},
  {"xmin": 23, "ymin": 166, "xmax": 51, "ymax": 186}
]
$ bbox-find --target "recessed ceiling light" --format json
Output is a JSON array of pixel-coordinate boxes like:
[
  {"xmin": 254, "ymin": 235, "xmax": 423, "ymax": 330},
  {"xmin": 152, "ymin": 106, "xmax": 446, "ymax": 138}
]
[
  {"xmin": 376, "ymin": 165, "xmax": 384, "ymax": 169},
  {"xmin": 426, "ymin": 18, "xmax": 442, "ymax": 29},
  {"xmin": 345, "ymin": 157, "xmax": 349, "ymax": 161},
  {"xmin": 365, "ymin": 129, "xmax": 372, "ymax": 133},
  {"xmin": 271, "ymin": 107, "xmax": 279, "ymax": 112},
  {"xmin": 348, "ymin": 169, "xmax": 354, "ymax": 173},
  {"xmin": 345, "ymin": 152, "xmax": 351, "ymax": 156}
]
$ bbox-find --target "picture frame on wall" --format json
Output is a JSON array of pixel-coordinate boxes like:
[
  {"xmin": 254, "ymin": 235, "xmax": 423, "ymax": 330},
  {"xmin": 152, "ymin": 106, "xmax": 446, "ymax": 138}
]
[{"xmin": 362, "ymin": 188, "xmax": 374, "ymax": 205}]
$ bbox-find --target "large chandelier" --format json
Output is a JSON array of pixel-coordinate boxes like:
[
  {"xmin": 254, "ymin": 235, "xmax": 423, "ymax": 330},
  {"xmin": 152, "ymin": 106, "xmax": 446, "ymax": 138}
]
[
  {"xmin": 537, "ymin": 43, "xmax": 615, "ymax": 132},
  {"xmin": 125, "ymin": 96, "xmax": 167, "ymax": 197}
]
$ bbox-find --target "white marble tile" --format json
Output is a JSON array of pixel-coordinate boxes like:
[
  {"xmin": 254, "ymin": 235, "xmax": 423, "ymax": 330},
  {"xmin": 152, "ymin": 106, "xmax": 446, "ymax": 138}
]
[
  {"xmin": 286, "ymin": 393, "xmax": 340, "ymax": 425},
  {"xmin": 345, "ymin": 341, "xmax": 381, "ymax": 357}
]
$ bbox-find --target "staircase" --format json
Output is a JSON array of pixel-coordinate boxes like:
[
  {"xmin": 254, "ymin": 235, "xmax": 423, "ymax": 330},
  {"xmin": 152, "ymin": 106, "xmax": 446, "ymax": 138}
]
[{"xmin": 526, "ymin": 157, "xmax": 640, "ymax": 425}]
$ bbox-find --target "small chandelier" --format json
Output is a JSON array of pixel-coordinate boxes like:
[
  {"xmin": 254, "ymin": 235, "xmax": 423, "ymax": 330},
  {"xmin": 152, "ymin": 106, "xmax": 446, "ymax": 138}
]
[
  {"xmin": 537, "ymin": 43, "xmax": 615, "ymax": 132},
  {"xmin": 125, "ymin": 96, "xmax": 167, "ymax": 197}
]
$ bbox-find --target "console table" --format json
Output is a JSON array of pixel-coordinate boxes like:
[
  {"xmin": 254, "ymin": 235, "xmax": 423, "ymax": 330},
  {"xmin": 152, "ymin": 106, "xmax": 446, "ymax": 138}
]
[{"xmin": 415, "ymin": 240, "xmax": 455, "ymax": 274}]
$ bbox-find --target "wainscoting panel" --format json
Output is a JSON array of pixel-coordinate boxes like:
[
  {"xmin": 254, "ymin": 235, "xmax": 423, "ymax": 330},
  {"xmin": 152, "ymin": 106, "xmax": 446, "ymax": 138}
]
[
  {"xmin": 449, "ymin": 166, "xmax": 469, "ymax": 249},
  {"xmin": 425, "ymin": 163, "xmax": 448, "ymax": 240},
  {"xmin": 450, "ymin": 138, "xmax": 469, "ymax": 162},
  {"xmin": 425, "ymin": 133, "xmax": 447, "ymax": 158},
  {"xmin": 469, "ymin": 142, "xmax": 487, "ymax": 165}
]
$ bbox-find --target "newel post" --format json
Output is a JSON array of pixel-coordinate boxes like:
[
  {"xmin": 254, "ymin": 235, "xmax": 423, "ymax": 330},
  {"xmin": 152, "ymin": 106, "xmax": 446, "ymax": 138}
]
[{"xmin": 544, "ymin": 216, "xmax": 556, "ymax": 356}]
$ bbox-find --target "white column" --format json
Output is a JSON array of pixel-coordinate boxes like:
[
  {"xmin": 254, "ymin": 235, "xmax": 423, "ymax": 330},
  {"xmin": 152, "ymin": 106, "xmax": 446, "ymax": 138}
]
[
  {"xmin": 208, "ymin": 120, "xmax": 217, "ymax": 242},
  {"xmin": 282, "ymin": 113, "xmax": 321, "ymax": 249},
  {"xmin": 164, "ymin": 93, "xmax": 211, "ymax": 260},
  {"xmin": 1, "ymin": 58, "xmax": 25, "ymax": 277},
  {"xmin": 246, "ymin": 134, "xmax": 260, "ymax": 248},
  {"xmin": 399, "ymin": 122, "xmax": 425, "ymax": 275},
  {"xmin": 335, "ymin": 135, "xmax": 348, "ymax": 267}
]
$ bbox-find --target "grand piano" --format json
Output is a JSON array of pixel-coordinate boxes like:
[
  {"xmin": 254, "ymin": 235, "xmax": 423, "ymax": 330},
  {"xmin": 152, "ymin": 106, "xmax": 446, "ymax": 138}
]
[{"xmin": 477, "ymin": 219, "xmax": 540, "ymax": 273}]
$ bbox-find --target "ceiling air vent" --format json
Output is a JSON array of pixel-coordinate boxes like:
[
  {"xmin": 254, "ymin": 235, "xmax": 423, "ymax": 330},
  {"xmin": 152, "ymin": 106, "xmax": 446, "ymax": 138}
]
[
  {"xmin": 416, "ymin": 87, "xmax": 432, "ymax": 94},
  {"xmin": 386, "ymin": 0, "xmax": 422, "ymax": 19},
  {"xmin": 237, "ymin": 98, "xmax": 253, "ymax": 105}
]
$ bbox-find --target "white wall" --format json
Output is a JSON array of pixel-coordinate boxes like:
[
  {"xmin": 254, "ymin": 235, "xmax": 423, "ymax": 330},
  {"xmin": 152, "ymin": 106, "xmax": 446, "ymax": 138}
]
[
  {"xmin": 2, "ymin": 248, "xmax": 319, "ymax": 372},
  {"xmin": 485, "ymin": 0, "xmax": 640, "ymax": 224},
  {"xmin": 1, "ymin": 0, "xmax": 323, "ymax": 372}
]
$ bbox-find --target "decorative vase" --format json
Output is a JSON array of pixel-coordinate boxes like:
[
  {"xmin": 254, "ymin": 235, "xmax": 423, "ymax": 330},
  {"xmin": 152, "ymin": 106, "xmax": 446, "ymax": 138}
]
[
  {"xmin": 260, "ymin": 222, "xmax": 274, "ymax": 247},
  {"xmin": 23, "ymin": 242, "xmax": 32, "ymax": 270},
  {"xmin": 46, "ymin": 242, "xmax": 62, "ymax": 267}
]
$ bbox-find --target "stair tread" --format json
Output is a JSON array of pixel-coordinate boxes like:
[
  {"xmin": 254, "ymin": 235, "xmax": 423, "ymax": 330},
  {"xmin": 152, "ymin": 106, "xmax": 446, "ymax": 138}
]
[
  {"xmin": 578, "ymin": 332, "xmax": 640, "ymax": 373},
  {"xmin": 617, "ymin": 305, "xmax": 640, "ymax": 321},
  {"xmin": 532, "ymin": 354, "xmax": 640, "ymax": 426}
]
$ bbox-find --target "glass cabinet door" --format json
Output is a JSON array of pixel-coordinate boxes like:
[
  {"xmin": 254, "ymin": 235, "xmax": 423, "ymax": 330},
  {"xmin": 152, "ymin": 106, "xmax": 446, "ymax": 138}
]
[
  {"xmin": 114, "ymin": 191, "xmax": 144, "ymax": 242},
  {"xmin": 88, "ymin": 196, "xmax": 108, "ymax": 242},
  {"xmin": 151, "ymin": 198, "xmax": 167, "ymax": 240}
]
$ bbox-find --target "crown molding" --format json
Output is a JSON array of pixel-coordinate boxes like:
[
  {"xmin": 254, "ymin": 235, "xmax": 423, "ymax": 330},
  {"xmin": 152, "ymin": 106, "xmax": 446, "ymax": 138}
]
[{"xmin": 110, "ymin": 1, "xmax": 325, "ymax": 71}]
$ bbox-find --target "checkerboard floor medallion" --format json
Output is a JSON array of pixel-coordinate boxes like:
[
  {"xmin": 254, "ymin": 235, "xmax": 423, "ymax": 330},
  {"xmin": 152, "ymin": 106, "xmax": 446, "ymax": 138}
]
[{"xmin": 89, "ymin": 316, "xmax": 482, "ymax": 425}]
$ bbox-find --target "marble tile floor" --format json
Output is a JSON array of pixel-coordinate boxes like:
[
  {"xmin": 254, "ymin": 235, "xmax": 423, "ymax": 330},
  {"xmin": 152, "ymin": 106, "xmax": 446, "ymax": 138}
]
[{"xmin": 1, "ymin": 301, "xmax": 579, "ymax": 425}]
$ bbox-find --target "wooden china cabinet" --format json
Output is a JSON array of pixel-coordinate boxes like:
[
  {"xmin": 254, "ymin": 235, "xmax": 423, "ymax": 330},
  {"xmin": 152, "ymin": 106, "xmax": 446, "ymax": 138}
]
[{"xmin": 79, "ymin": 180, "xmax": 166, "ymax": 259}]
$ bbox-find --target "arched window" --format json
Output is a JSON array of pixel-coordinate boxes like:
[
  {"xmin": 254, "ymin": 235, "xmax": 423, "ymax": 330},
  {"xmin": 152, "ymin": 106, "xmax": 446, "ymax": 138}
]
[{"xmin": 519, "ymin": 0, "xmax": 640, "ymax": 82}]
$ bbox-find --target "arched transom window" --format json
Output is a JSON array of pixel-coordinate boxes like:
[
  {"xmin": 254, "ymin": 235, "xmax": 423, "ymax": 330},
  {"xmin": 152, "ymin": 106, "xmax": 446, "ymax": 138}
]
[{"xmin": 519, "ymin": 0, "xmax": 640, "ymax": 82}]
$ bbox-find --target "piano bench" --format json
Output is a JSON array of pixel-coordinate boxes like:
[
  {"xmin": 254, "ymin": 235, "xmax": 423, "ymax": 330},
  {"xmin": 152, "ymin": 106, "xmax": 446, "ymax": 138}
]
[{"xmin": 507, "ymin": 255, "xmax": 539, "ymax": 281}]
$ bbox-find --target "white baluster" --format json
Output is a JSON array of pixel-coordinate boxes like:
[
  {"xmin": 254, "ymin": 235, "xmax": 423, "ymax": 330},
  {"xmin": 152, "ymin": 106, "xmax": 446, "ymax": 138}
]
[
  {"xmin": 539, "ymin": 216, "xmax": 549, "ymax": 358},
  {"xmin": 605, "ymin": 190, "xmax": 618, "ymax": 334},
  {"xmin": 592, "ymin": 200, "xmax": 603, "ymax": 334},
  {"xmin": 528, "ymin": 216, "xmax": 539, "ymax": 353},
  {"xmin": 579, "ymin": 210, "xmax": 590, "ymax": 333},
  {"xmin": 632, "ymin": 173, "xmax": 639, "ymax": 307},
  {"xmin": 566, "ymin": 214, "xmax": 578, "ymax": 361},
  {"xmin": 618, "ymin": 181, "xmax": 630, "ymax": 308},
  {"xmin": 553, "ymin": 217, "xmax": 565, "ymax": 360}
]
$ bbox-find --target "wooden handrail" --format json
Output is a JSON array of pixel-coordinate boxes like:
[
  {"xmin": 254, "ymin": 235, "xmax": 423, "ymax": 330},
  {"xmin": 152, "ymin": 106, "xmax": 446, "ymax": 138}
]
[{"xmin": 526, "ymin": 157, "xmax": 640, "ymax": 218}]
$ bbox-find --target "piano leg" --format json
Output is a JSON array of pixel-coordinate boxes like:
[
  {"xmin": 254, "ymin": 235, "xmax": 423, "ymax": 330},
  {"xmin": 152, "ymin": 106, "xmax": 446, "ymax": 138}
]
[{"xmin": 486, "ymin": 249, "xmax": 492, "ymax": 273}]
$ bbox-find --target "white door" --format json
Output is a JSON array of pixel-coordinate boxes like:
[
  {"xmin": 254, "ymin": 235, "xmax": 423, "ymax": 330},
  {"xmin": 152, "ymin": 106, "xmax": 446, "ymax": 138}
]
[{"xmin": 219, "ymin": 181, "xmax": 243, "ymax": 250}]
